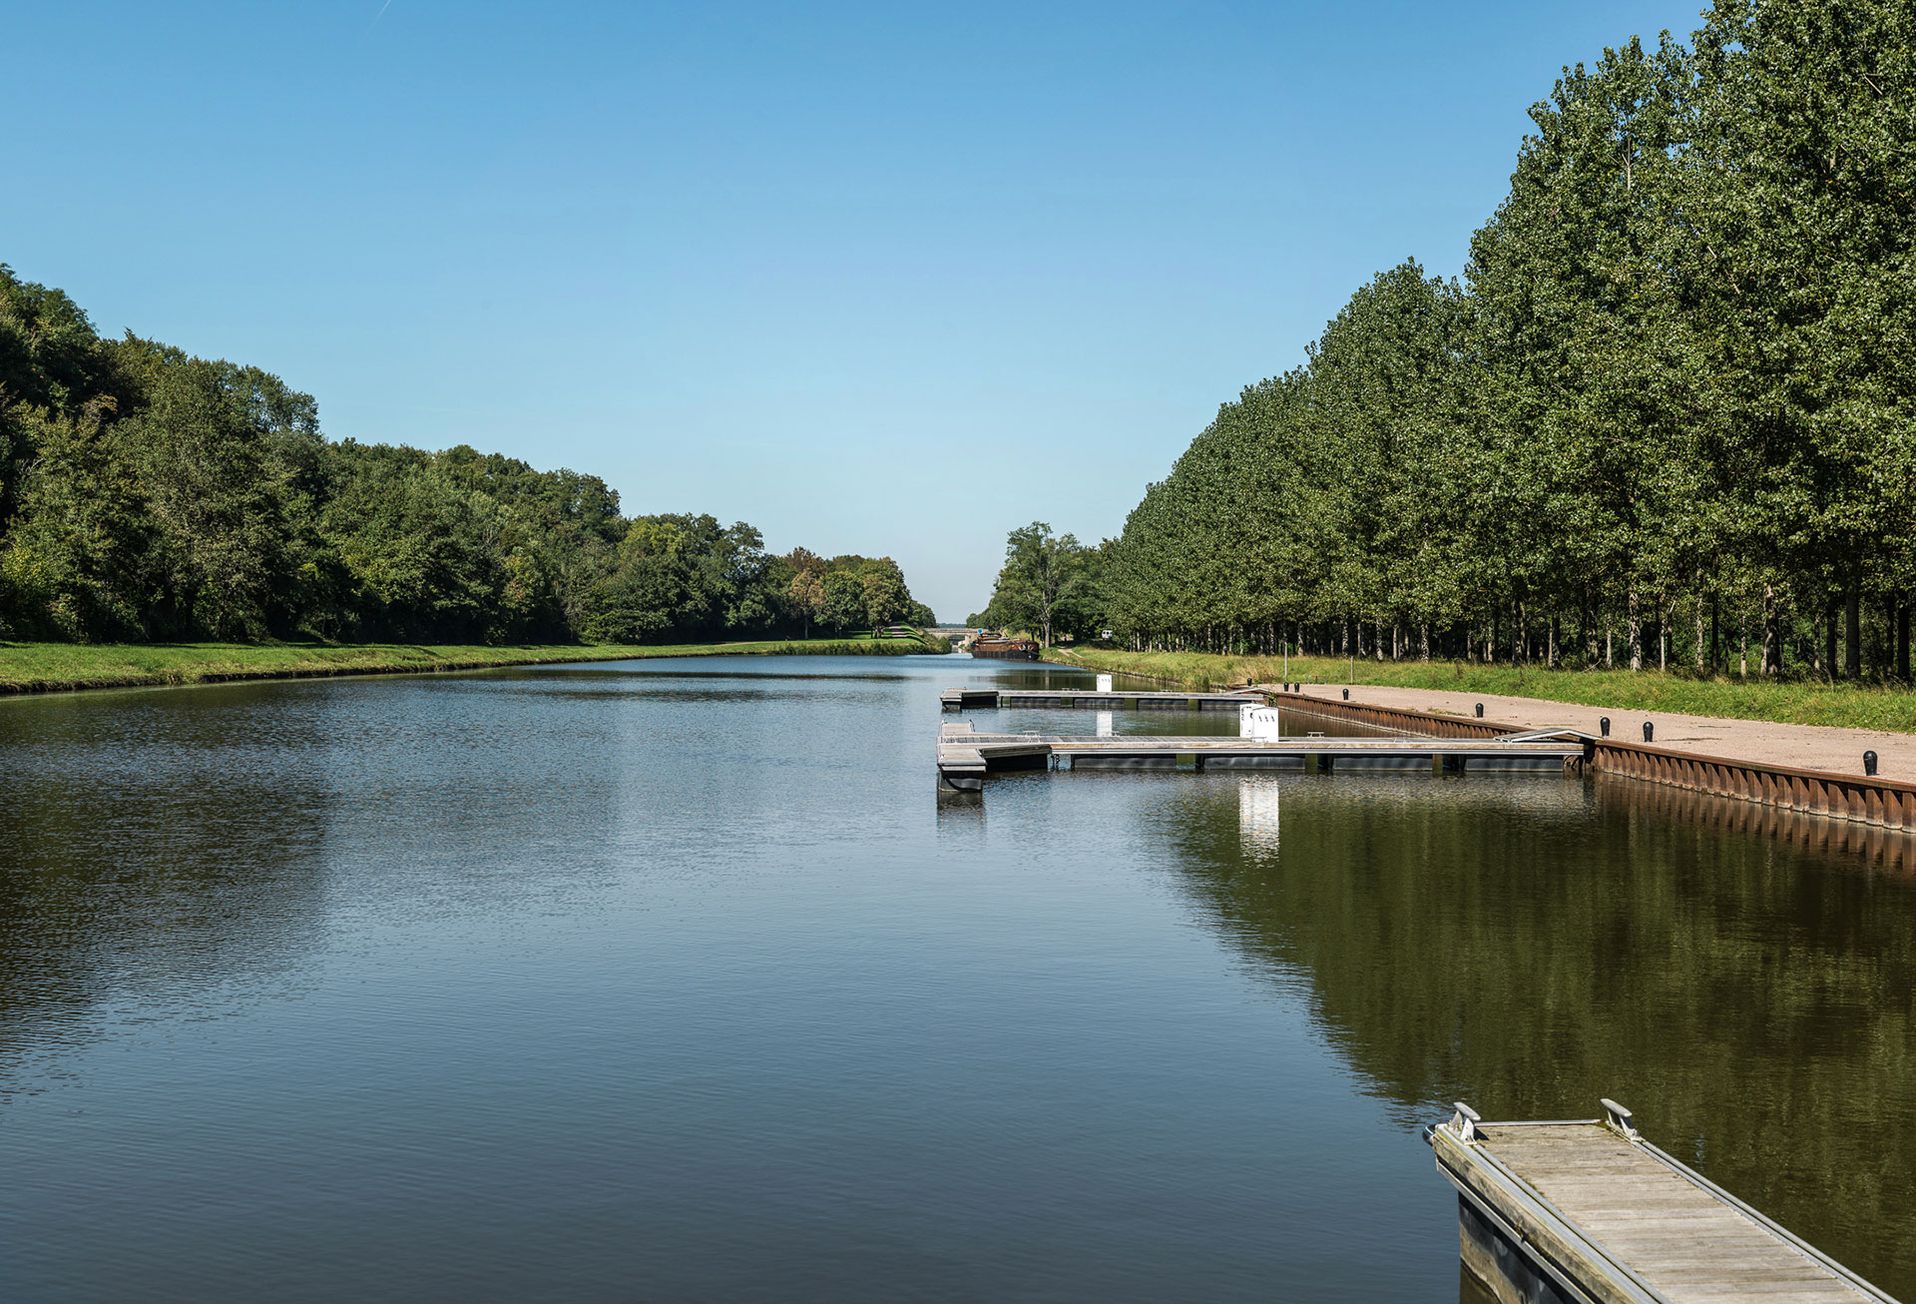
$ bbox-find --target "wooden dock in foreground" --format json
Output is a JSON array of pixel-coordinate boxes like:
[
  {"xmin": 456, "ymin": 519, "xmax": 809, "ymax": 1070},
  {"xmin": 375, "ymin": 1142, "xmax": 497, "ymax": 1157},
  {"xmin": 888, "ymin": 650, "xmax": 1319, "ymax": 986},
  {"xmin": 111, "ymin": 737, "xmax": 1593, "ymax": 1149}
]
[
  {"xmin": 1429, "ymin": 1100, "xmax": 1898, "ymax": 1304},
  {"xmin": 935, "ymin": 720, "xmax": 1584, "ymax": 791},
  {"xmin": 940, "ymin": 687, "xmax": 1260, "ymax": 712}
]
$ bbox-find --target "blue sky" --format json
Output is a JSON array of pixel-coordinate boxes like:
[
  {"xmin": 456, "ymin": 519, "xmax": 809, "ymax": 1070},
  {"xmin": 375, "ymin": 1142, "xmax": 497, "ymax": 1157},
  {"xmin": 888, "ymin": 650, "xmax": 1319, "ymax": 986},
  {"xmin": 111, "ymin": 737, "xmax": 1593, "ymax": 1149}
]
[{"xmin": 6, "ymin": 1, "xmax": 1702, "ymax": 621}]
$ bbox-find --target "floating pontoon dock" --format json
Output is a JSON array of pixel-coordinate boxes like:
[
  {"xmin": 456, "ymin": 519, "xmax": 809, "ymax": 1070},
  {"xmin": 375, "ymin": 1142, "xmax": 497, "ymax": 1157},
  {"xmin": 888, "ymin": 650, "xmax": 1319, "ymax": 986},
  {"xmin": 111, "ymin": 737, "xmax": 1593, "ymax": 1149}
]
[
  {"xmin": 935, "ymin": 720, "xmax": 1585, "ymax": 791},
  {"xmin": 1428, "ymin": 1100, "xmax": 1898, "ymax": 1303}
]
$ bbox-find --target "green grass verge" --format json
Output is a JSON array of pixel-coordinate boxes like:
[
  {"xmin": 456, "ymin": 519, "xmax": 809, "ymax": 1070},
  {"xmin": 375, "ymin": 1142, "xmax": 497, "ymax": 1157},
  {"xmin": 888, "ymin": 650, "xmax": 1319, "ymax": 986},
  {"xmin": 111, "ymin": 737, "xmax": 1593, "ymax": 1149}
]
[
  {"xmin": 0, "ymin": 635, "xmax": 945, "ymax": 695},
  {"xmin": 1045, "ymin": 646, "xmax": 1916, "ymax": 733}
]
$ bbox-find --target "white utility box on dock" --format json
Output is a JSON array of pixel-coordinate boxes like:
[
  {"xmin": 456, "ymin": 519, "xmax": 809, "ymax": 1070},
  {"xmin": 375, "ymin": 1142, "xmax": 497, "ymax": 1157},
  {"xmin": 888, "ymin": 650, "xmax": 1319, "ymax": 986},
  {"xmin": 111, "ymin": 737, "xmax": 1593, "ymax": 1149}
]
[{"xmin": 1240, "ymin": 705, "xmax": 1282, "ymax": 740}]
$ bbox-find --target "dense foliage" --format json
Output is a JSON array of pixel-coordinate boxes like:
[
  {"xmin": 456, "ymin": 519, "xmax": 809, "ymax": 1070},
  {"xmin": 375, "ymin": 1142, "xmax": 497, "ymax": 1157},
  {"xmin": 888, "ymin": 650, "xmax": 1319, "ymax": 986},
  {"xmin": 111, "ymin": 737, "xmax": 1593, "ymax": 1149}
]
[
  {"xmin": 0, "ymin": 268, "xmax": 933, "ymax": 644},
  {"xmin": 1043, "ymin": 0, "xmax": 1916, "ymax": 678},
  {"xmin": 968, "ymin": 522, "xmax": 1107, "ymax": 646}
]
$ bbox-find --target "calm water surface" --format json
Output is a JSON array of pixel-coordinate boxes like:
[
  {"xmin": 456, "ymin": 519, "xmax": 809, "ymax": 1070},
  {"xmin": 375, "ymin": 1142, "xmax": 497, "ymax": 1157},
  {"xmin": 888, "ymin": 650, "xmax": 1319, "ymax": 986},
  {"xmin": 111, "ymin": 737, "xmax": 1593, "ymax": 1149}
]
[{"xmin": 3, "ymin": 655, "xmax": 1912, "ymax": 1300}]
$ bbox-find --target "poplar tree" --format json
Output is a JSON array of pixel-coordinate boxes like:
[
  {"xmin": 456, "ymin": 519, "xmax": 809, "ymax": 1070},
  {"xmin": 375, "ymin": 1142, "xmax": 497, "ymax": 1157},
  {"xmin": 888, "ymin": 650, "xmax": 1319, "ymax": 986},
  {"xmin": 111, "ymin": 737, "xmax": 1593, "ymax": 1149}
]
[{"xmin": 1048, "ymin": 2, "xmax": 1916, "ymax": 679}]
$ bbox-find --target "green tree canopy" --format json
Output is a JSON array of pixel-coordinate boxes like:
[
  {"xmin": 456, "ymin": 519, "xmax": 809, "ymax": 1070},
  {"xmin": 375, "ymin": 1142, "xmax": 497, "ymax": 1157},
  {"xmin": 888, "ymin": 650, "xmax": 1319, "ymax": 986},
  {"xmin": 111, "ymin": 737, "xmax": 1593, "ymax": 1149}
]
[
  {"xmin": 1071, "ymin": 0, "xmax": 1916, "ymax": 681},
  {"xmin": 0, "ymin": 266, "xmax": 936, "ymax": 647}
]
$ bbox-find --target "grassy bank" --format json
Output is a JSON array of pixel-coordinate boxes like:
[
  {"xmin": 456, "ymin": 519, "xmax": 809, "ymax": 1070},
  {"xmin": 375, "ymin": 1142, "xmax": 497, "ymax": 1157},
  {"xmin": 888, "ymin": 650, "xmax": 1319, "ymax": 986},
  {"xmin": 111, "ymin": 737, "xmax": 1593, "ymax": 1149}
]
[
  {"xmin": 0, "ymin": 635, "xmax": 946, "ymax": 696},
  {"xmin": 1046, "ymin": 646, "xmax": 1916, "ymax": 733}
]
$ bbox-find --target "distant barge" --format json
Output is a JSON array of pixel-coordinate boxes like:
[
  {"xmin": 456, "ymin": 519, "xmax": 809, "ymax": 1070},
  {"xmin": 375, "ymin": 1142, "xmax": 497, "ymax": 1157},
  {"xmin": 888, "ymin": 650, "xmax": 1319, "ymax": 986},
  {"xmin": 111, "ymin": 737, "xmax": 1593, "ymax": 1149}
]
[{"xmin": 969, "ymin": 635, "xmax": 1040, "ymax": 661}]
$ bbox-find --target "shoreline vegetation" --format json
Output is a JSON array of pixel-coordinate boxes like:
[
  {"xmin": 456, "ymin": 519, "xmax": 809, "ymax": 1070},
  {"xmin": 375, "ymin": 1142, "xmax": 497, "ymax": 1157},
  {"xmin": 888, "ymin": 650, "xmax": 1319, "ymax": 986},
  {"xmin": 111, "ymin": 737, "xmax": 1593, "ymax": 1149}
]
[
  {"xmin": 1044, "ymin": 646, "xmax": 1916, "ymax": 734},
  {"xmin": 0, "ymin": 633, "xmax": 949, "ymax": 696}
]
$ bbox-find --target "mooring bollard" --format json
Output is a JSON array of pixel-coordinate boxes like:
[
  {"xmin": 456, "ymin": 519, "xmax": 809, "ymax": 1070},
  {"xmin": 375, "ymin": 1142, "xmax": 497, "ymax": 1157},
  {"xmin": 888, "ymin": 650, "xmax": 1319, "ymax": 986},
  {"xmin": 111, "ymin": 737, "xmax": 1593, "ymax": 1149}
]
[
  {"xmin": 1342, "ymin": 687, "xmax": 1350, "ymax": 700},
  {"xmin": 1474, "ymin": 703, "xmax": 1484, "ymax": 718},
  {"xmin": 1864, "ymin": 750, "xmax": 1879, "ymax": 777},
  {"xmin": 1642, "ymin": 721, "xmax": 1654, "ymax": 743},
  {"xmin": 1600, "ymin": 716, "xmax": 1611, "ymax": 738}
]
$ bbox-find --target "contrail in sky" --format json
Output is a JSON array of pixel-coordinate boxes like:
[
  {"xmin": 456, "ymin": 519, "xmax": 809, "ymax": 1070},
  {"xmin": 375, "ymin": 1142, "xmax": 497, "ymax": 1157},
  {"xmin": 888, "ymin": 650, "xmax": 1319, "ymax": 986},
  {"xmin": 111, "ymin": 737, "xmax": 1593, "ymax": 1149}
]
[{"xmin": 370, "ymin": 0, "xmax": 395, "ymax": 27}]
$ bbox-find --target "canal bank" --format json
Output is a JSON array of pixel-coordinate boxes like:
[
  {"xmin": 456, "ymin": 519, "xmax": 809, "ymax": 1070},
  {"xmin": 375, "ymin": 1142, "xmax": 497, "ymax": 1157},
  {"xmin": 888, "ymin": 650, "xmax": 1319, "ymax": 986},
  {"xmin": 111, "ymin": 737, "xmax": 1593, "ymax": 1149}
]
[
  {"xmin": 1264, "ymin": 682, "xmax": 1915, "ymax": 780},
  {"xmin": 1264, "ymin": 683, "xmax": 1916, "ymax": 835},
  {"xmin": 1043, "ymin": 648, "xmax": 1916, "ymax": 834},
  {"xmin": 0, "ymin": 635, "xmax": 948, "ymax": 696},
  {"xmin": 1043, "ymin": 647, "xmax": 1916, "ymax": 732}
]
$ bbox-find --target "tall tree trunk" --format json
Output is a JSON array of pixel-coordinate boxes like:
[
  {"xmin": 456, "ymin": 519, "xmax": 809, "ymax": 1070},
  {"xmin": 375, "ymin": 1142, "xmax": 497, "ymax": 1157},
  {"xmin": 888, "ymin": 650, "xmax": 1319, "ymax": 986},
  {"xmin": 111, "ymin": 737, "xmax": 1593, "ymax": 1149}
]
[
  {"xmin": 1628, "ymin": 590, "xmax": 1642, "ymax": 672},
  {"xmin": 1845, "ymin": 589, "xmax": 1861, "ymax": 679},
  {"xmin": 1824, "ymin": 606, "xmax": 1837, "ymax": 679},
  {"xmin": 1760, "ymin": 584, "xmax": 1778, "ymax": 677},
  {"xmin": 1547, "ymin": 615, "xmax": 1559, "ymax": 669},
  {"xmin": 1694, "ymin": 604, "xmax": 1706, "ymax": 675}
]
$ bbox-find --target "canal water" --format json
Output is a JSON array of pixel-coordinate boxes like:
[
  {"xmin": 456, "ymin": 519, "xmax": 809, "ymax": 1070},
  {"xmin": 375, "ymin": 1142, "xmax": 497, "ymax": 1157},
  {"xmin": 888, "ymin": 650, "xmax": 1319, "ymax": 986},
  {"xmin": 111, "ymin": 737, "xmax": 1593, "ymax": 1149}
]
[{"xmin": 2, "ymin": 655, "xmax": 1911, "ymax": 1300}]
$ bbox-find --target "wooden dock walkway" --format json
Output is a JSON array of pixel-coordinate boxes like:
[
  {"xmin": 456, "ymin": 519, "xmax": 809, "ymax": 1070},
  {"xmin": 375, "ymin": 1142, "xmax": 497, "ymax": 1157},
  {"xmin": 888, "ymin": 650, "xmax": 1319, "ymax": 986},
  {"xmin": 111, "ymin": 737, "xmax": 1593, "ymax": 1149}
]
[
  {"xmin": 935, "ymin": 720, "xmax": 1584, "ymax": 791},
  {"xmin": 1428, "ymin": 1100, "xmax": 1899, "ymax": 1304},
  {"xmin": 941, "ymin": 687, "xmax": 1260, "ymax": 712}
]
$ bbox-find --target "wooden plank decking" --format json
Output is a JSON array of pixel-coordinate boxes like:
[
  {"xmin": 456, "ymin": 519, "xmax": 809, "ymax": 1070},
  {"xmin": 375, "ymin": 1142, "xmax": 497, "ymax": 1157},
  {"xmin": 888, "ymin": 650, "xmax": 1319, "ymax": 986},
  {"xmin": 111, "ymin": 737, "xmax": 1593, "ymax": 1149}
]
[{"xmin": 1429, "ymin": 1102, "xmax": 1898, "ymax": 1304}]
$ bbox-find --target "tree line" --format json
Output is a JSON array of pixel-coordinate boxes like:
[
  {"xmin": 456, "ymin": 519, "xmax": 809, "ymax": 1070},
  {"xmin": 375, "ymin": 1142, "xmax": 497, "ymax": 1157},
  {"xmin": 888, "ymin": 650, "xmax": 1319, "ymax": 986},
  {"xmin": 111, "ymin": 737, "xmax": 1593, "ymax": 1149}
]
[
  {"xmin": 0, "ymin": 267, "xmax": 933, "ymax": 644},
  {"xmin": 990, "ymin": 0, "xmax": 1916, "ymax": 679}
]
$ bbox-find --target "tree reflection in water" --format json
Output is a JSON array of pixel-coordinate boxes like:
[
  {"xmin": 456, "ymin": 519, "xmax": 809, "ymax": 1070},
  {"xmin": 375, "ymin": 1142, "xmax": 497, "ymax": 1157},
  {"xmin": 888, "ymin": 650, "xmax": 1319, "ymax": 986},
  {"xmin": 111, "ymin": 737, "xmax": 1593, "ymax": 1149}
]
[{"xmin": 1160, "ymin": 771, "xmax": 1916, "ymax": 1297}]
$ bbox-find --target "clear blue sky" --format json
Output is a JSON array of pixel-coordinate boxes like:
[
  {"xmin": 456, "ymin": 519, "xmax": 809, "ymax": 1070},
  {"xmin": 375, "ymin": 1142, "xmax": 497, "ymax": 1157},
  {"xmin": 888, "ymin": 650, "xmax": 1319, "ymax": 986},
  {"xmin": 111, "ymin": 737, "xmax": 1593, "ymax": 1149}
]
[{"xmin": 6, "ymin": 1, "xmax": 1702, "ymax": 621}]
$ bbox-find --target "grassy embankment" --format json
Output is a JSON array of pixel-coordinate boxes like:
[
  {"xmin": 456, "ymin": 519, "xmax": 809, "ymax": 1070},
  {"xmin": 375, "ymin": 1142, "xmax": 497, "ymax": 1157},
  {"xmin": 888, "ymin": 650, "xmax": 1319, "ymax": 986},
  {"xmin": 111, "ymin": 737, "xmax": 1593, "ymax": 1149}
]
[
  {"xmin": 0, "ymin": 634, "xmax": 947, "ymax": 696},
  {"xmin": 1045, "ymin": 646, "xmax": 1916, "ymax": 733}
]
